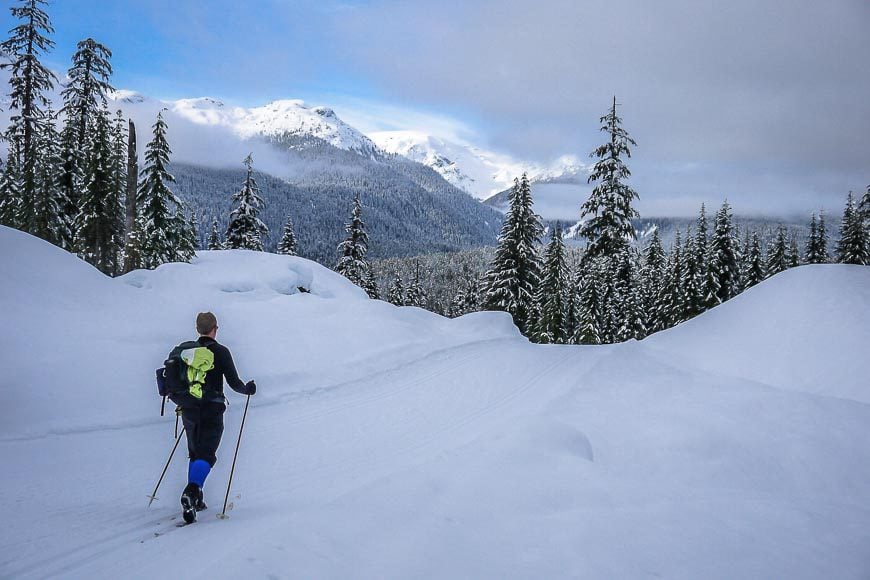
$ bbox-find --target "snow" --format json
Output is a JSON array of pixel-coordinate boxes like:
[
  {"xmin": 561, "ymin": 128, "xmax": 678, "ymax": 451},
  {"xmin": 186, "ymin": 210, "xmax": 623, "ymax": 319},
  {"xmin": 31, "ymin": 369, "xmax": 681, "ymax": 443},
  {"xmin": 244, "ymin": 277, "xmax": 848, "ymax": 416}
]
[{"xmin": 2, "ymin": 225, "xmax": 869, "ymax": 579}]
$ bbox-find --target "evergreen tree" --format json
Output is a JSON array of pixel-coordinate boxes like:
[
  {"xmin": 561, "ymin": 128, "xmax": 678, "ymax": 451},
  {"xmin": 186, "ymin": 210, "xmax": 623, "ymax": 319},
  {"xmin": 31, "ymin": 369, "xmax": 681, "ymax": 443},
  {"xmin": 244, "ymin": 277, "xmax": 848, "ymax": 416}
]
[
  {"xmin": 743, "ymin": 232, "xmax": 765, "ymax": 289},
  {"xmin": 405, "ymin": 261, "xmax": 426, "ymax": 307},
  {"xmin": 172, "ymin": 202, "xmax": 198, "ymax": 262},
  {"xmin": 30, "ymin": 107, "xmax": 67, "ymax": 246},
  {"xmin": 59, "ymin": 38, "xmax": 114, "ymax": 247},
  {"xmin": 336, "ymin": 194, "xmax": 377, "ymax": 298},
  {"xmin": 805, "ymin": 213, "xmax": 824, "ymax": 264},
  {"xmin": 387, "ymin": 271, "xmax": 406, "ymax": 306},
  {"xmin": 704, "ymin": 201, "xmax": 741, "ymax": 306},
  {"xmin": 575, "ymin": 258, "xmax": 602, "ymax": 345},
  {"xmin": 766, "ymin": 225, "xmax": 788, "ymax": 277},
  {"xmin": 679, "ymin": 225, "xmax": 702, "ymax": 320},
  {"xmin": 277, "ymin": 213, "xmax": 298, "ymax": 255},
  {"xmin": 482, "ymin": 173, "xmax": 543, "ymax": 336},
  {"xmin": 226, "ymin": 154, "xmax": 268, "ymax": 251},
  {"xmin": 75, "ymin": 108, "xmax": 123, "ymax": 275},
  {"xmin": 641, "ymin": 228, "xmax": 666, "ymax": 332},
  {"xmin": 611, "ymin": 247, "xmax": 646, "ymax": 342},
  {"xmin": 660, "ymin": 230, "xmax": 685, "ymax": 327},
  {"xmin": 579, "ymin": 96, "xmax": 639, "ymax": 261},
  {"xmin": 689, "ymin": 204, "xmax": 709, "ymax": 314},
  {"xmin": 207, "ymin": 217, "xmax": 223, "ymax": 250},
  {"xmin": 0, "ymin": 155, "xmax": 22, "ymax": 227},
  {"xmin": 837, "ymin": 191, "xmax": 869, "ymax": 265},
  {"xmin": 786, "ymin": 235, "xmax": 801, "ymax": 268},
  {"xmin": 817, "ymin": 210, "xmax": 830, "ymax": 263},
  {"xmin": 1, "ymin": 0, "xmax": 57, "ymax": 235},
  {"xmin": 533, "ymin": 227, "xmax": 569, "ymax": 344},
  {"xmin": 563, "ymin": 264, "xmax": 581, "ymax": 343},
  {"xmin": 135, "ymin": 112, "xmax": 183, "ymax": 269}
]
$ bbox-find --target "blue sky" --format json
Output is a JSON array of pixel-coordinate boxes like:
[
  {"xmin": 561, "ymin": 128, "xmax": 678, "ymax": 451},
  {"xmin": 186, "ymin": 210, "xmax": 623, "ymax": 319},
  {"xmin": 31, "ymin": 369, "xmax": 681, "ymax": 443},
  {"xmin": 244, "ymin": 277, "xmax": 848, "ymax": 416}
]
[{"xmin": 2, "ymin": 0, "xmax": 868, "ymax": 216}]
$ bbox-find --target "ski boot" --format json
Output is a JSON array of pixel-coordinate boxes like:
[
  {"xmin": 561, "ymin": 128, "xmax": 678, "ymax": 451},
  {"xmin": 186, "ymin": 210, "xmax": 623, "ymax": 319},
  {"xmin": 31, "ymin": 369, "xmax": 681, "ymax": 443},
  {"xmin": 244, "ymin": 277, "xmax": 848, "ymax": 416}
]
[{"xmin": 181, "ymin": 483, "xmax": 202, "ymax": 524}]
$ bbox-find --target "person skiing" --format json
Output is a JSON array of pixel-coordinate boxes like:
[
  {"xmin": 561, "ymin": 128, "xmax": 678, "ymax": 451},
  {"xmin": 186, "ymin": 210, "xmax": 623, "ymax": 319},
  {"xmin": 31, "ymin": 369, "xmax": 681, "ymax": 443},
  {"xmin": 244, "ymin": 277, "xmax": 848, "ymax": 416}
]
[{"xmin": 169, "ymin": 311, "xmax": 256, "ymax": 523}]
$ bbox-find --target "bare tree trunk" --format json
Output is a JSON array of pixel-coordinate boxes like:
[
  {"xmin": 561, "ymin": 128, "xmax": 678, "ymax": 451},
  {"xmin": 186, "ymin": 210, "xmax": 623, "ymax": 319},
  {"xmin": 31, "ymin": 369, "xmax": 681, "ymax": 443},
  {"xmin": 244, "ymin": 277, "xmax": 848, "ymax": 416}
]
[{"xmin": 123, "ymin": 119, "xmax": 139, "ymax": 273}]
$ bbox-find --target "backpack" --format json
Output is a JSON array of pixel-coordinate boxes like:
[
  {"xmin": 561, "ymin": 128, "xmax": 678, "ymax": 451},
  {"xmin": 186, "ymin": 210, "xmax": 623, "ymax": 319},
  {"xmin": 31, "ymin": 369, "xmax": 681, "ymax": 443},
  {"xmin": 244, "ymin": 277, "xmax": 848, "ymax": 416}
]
[{"xmin": 156, "ymin": 341, "xmax": 216, "ymax": 401}]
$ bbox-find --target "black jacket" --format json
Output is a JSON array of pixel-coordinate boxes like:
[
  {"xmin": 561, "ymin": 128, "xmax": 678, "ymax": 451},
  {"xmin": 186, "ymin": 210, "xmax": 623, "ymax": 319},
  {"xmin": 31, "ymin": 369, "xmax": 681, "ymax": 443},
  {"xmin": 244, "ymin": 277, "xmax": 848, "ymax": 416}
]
[{"xmin": 196, "ymin": 336, "xmax": 249, "ymax": 402}]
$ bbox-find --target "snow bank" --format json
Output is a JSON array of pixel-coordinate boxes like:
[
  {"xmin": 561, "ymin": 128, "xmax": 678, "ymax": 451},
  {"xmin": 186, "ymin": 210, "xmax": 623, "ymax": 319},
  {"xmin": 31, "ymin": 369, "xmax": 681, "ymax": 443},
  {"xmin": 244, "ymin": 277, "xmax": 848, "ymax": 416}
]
[
  {"xmin": 645, "ymin": 265, "xmax": 870, "ymax": 403},
  {"xmin": 0, "ymin": 227, "xmax": 518, "ymax": 439}
]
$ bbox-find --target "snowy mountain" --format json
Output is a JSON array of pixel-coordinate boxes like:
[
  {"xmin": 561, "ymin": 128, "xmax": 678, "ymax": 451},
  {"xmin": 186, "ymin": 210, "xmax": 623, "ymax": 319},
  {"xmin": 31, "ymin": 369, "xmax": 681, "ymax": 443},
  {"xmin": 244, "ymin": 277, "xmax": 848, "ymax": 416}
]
[
  {"xmin": 3, "ymin": 226, "xmax": 870, "ymax": 578},
  {"xmin": 371, "ymin": 130, "xmax": 586, "ymax": 200}
]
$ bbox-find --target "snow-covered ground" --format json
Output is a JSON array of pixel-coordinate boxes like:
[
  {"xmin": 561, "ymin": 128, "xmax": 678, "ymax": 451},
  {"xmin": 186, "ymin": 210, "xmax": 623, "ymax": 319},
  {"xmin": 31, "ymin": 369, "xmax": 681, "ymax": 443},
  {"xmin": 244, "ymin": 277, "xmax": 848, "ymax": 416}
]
[{"xmin": 1, "ymin": 226, "xmax": 869, "ymax": 579}]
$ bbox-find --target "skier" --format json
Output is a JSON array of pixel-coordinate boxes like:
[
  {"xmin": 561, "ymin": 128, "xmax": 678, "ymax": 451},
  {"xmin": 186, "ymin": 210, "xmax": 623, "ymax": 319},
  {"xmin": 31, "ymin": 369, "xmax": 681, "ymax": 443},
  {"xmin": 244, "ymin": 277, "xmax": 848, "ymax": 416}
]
[{"xmin": 171, "ymin": 312, "xmax": 256, "ymax": 523}]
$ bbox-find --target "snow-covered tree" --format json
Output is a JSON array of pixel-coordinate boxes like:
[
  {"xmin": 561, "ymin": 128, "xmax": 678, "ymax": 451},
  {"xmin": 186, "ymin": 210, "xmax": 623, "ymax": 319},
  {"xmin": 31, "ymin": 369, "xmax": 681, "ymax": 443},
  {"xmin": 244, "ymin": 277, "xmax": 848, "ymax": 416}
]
[
  {"xmin": 574, "ymin": 258, "xmax": 603, "ymax": 345},
  {"xmin": 405, "ymin": 261, "xmax": 427, "ymax": 307},
  {"xmin": 704, "ymin": 201, "xmax": 741, "ymax": 306},
  {"xmin": 59, "ymin": 38, "xmax": 114, "ymax": 246},
  {"xmin": 277, "ymin": 213, "xmax": 297, "ymax": 255},
  {"xmin": 387, "ymin": 271, "xmax": 406, "ymax": 306},
  {"xmin": 641, "ymin": 228, "xmax": 666, "ymax": 332},
  {"xmin": 135, "ymin": 112, "xmax": 183, "ymax": 269},
  {"xmin": 837, "ymin": 191, "xmax": 868, "ymax": 265},
  {"xmin": 30, "ymin": 107, "xmax": 67, "ymax": 246},
  {"xmin": 225, "ymin": 154, "xmax": 268, "ymax": 251},
  {"xmin": 805, "ymin": 213, "xmax": 825, "ymax": 264},
  {"xmin": 482, "ymin": 173, "xmax": 543, "ymax": 336},
  {"xmin": 579, "ymin": 96, "xmax": 639, "ymax": 261},
  {"xmin": 0, "ymin": 155, "xmax": 22, "ymax": 227},
  {"xmin": 611, "ymin": 247, "xmax": 646, "ymax": 342},
  {"xmin": 207, "ymin": 217, "xmax": 223, "ymax": 250},
  {"xmin": 786, "ymin": 234, "xmax": 801, "ymax": 268},
  {"xmin": 336, "ymin": 194, "xmax": 377, "ymax": 298},
  {"xmin": 533, "ymin": 227, "xmax": 569, "ymax": 344},
  {"xmin": 75, "ymin": 108, "xmax": 124, "ymax": 275},
  {"xmin": 742, "ymin": 232, "xmax": 765, "ymax": 289},
  {"xmin": 172, "ymin": 202, "xmax": 198, "ymax": 262},
  {"xmin": 766, "ymin": 225, "xmax": 788, "ymax": 277},
  {"xmin": 1, "ymin": 0, "xmax": 57, "ymax": 236}
]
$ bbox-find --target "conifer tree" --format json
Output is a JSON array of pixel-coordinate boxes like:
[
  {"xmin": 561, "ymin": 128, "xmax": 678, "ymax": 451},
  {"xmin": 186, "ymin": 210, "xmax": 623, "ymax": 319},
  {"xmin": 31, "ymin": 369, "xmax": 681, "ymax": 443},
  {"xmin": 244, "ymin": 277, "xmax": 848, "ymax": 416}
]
[
  {"xmin": 135, "ymin": 112, "xmax": 183, "ymax": 269},
  {"xmin": 579, "ymin": 96, "xmax": 639, "ymax": 261},
  {"xmin": 122, "ymin": 119, "xmax": 139, "ymax": 273},
  {"xmin": 75, "ymin": 108, "xmax": 123, "ymax": 275},
  {"xmin": 563, "ymin": 264, "xmax": 581, "ymax": 343},
  {"xmin": 336, "ymin": 194, "xmax": 377, "ymax": 298},
  {"xmin": 786, "ymin": 235, "xmax": 801, "ymax": 268},
  {"xmin": 482, "ymin": 173, "xmax": 543, "ymax": 336},
  {"xmin": 533, "ymin": 227, "xmax": 569, "ymax": 344},
  {"xmin": 837, "ymin": 191, "xmax": 869, "ymax": 265},
  {"xmin": 766, "ymin": 225, "xmax": 788, "ymax": 277},
  {"xmin": 277, "ymin": 213, "xmax": 298, "ymax": 255},
  {"xmin": 611, "ymin": 248, "xmax": 646, "ymax": 342},
  {"xmin": 226, "ymin": 154, "xmax": 268, "ymax": 251},
  {"xmin": 207, "ymin": 217, "xmax": 223, "ymax": 250},
  {"xmin": 660, "ymin": 230, "xmax": 685, "ymax": 327},
  {"xmin": 817, "ymin": 210, "xmax": 830, "ymax": 263},
  {"xmin": 0, "ymin": 156, "xmax": 21, "ymax": 227},
  {"xmin": 641, "ymin": 228, "xmax": 666, "ymax": 332},
  {"xmin": 30, "ymin": 107, "xmax": 67, "ymax": 246},
  {"xmin": 59, "ymin": 38, "xmax": 114, "ymax": 246},
  {"xmin": 704, "ymin": 201, "xmax": 741, "ymax": 306},
  {"xmin": 1, "ymin": 0, "xmax": 57, "ymax": 235},
  {"xmin": 679, "ymin": 226, "xmax": 702, "ymax": 320},
  {"xmin": 387, "ymin": 271, "xmax": 406, "ymax": 306},
  {"xmin": 805, "ymin": 213, "xmax": 824, "ymax": 264},
  {"xmin": 575, "ymin": 259, "xmax": 602, "ymax": 345},
  {"xmin": 173, "ymin": 202, "xmax": 198, "ymax": 262},
  {"xmin": 742, "ymin": 232, "xmax": 765, "ymax": 289},
  {"xmin": 405, "ymin": 261, "xmax": 426, "ymax": 307}
]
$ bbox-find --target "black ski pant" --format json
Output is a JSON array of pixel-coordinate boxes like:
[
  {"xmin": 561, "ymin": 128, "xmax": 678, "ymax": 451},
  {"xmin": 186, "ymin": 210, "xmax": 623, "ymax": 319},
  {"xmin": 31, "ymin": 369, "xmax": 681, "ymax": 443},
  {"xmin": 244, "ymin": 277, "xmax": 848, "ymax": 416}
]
[{"xmin": 174, "ymin": 397, "xmax": 226, "ymax": 467}]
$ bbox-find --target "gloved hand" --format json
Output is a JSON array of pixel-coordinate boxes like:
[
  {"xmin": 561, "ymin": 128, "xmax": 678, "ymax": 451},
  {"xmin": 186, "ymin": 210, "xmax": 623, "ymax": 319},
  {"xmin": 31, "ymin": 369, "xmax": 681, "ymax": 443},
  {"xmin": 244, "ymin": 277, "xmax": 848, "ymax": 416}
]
[{"xmin": 244, "ymin": 380, "xmax": 257, "ymax": 395}]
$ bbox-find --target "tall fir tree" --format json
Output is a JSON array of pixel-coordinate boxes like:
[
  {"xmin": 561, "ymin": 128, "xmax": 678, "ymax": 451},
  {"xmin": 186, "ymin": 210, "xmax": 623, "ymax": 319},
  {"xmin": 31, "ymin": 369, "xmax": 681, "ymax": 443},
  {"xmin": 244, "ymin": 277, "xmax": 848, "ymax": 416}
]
[
  {"xmin": 135, "ymin": 112, "xmax": 183, "ymax": 269},
  {"xmin": 482, "ymin": 173, "xmax": 543, "ymax": 336},
  {"xmin": 641, "ymin": 228, "xmax": 666, "ymax": 332},
  {"xmin": 766, "ymin": 225, "xmax": 788, "ymax": 277},
  {"xmin": 59, "ymin": 38, "xmax": 114, "ymax": 247},
  {"xmin": 225, "ymin": 154, "xmax": 268, "ymax": 251},
  {"xmin": 817, "ymin": 209, "xmax": 830, "ymax": 263},
  {"xmin": 277, "ymin": 213, "xmax": 298, "ymax": 255},
  {"xmin": 574, "ymin": 259, "xmax": 603, "ymax": 345},
  {"xmin": 405, "ymin": 261, "xmax": 427, "ymax": 307},
  {"xmin": 533, "ymin": 227, "xmax": 569, "ymax": 344},
  {"xmin": 336, "ymin": 194, "xmax": 377, "ymax": 298},
  {"xmin": 207, "ymin": 217, "xmax": 223, "ymax": 250},
  {"xmin": 1, "ymin": 0, "xmax": 57, "ymax": 236},
  {"xmin": 387, "ymin": 271, "xmax": 406, "ymax": 306},
  {"xmin": 742, "ymin": 232, "xmax": 765, "ymax": 289},
  {"xmin": 704, "ymin": 201, "xmax": 741, "ymax": 306},
  {"xmin": 579, "ymin": 96, "xmax": 639, "ymax": 261},
  {"xmin": 786, "ymin": 235, "xmax": 801, "ymax": 268},
  {"xmin": 805, "ymin": 213, "xmax": 824, "ymax": 264},
  {"xmin": 75, "ymin": 108, "xmax": 123, "ymax": 275},
  {"xmin": 172, "ymin": 202, "xmax": 198, "ymax": 262},
  {"xmin": 837, "ymin": 191, "xmax": 869, "ymax": 265},
  {"xmin": 0, "ymin": 155, "xmax": 22, "ymax": 227},
  {"xmin": 30, "ymin": 107, "xmax": 67, "ymax": 246}
]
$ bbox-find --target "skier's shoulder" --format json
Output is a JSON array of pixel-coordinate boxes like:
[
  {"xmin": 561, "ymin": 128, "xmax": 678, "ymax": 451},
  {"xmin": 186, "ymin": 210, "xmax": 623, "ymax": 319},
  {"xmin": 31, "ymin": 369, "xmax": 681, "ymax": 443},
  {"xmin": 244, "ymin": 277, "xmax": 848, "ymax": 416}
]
[{"xmin": 197, "ymin": 336, "xmax": 233, "ymax": 359}]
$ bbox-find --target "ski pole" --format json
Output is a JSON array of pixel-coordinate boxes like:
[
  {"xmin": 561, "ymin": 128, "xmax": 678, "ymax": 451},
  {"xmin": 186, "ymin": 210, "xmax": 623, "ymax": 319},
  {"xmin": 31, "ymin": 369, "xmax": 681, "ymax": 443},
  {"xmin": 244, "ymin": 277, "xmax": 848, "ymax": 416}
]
[
  {"xmin": 147, "ymin": 426, "xmax": 186, "ymax": 508},
  {"xmin": 218, "ymin": 394, "xmax": 251, "ymax": 520}
]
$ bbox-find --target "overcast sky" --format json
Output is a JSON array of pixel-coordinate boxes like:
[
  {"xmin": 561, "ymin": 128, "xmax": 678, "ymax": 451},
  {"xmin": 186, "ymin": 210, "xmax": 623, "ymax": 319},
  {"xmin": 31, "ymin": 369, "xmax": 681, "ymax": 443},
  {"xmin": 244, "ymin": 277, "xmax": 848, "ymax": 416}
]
[{"xmin": 3, "ymin": 0, "xmax": 868, "ymax": 216}]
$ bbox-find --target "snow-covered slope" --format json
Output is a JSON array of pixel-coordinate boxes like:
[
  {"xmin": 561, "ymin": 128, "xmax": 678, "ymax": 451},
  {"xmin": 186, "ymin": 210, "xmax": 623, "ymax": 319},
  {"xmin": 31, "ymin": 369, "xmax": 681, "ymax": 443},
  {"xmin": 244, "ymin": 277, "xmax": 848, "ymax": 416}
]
[
  {"xmin": 2, "ymin": 226, "xmax": 869, "ymax": 579},
  {"xmin": 371, "ymin": 129, "xmax": 585, "ymax": 200}
]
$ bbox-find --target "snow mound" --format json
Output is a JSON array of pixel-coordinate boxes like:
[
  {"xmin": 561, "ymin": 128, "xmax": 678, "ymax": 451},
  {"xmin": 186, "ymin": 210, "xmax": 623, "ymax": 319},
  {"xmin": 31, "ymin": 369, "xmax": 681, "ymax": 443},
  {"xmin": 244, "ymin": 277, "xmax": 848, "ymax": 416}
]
[{"xmin": 645, "ymin": 264, "xmax": 870, "ymax": 403}]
